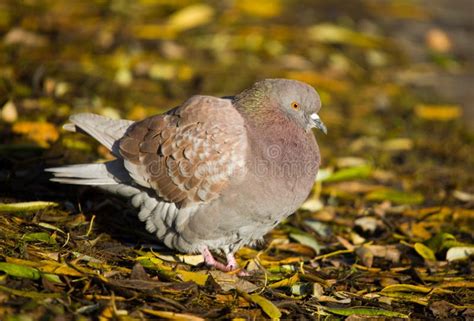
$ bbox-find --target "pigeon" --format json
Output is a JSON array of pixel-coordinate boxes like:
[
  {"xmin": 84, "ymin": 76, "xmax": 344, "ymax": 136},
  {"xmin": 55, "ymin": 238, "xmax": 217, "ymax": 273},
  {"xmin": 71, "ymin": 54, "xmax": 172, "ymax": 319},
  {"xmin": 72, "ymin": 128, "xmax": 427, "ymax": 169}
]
[{"xmin": 47, "ymin": 78, "xmax": 326, "ymax": 272}]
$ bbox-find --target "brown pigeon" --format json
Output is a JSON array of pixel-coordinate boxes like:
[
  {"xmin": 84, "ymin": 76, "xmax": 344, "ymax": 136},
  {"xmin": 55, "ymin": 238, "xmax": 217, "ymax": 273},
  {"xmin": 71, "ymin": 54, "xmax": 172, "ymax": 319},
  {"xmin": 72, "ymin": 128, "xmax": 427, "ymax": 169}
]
[{"xmin": 47, "ymin": 79, "xmax": 326, "ymax": 272}]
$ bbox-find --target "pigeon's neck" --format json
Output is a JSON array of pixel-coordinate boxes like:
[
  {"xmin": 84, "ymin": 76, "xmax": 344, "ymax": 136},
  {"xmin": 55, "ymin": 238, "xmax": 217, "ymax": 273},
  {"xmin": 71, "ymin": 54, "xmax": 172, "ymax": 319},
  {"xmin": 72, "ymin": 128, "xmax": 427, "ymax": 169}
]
[{"xmin": 233, "ymin": 91, "xmax": 278, "ymax": 127}]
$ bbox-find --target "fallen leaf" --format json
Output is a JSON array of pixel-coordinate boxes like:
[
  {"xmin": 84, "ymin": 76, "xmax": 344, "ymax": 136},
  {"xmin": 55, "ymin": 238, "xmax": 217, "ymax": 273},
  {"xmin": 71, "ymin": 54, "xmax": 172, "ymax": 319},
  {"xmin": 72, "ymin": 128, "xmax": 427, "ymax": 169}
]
[
  {"xmin": 236, "ymin": 0, "xmax": 282, "ymax": 18},
  {"xmin": 23, "ymin": 232, "xmax": 57, "ymax": 244},
  {"xmin": 382, "ymin": 138, "xmax": 414, "ymax": 151},
  {"xmin": 300, "ymin": 198, "xmax": 324, "ymax": 212},
  {"xmin": 176, "ymin": 270, "xmax": 208, "ymax": 286},
  {"xmin": 304, "ymin": 220, "xmax": 331, "ymax": 237},
  {"xmin": 0, "ymin": 262, "xmax": 41, "ymax": 280},
  {"xmin": 355, "ymin": 216, "xmax": 383, "ymax": 234},
  {"xmin": 356, "ymin": 246, "xmax": 374, "ymax": 267},
  {"xmin": 0, "ymin": 285, "xmax": 61, "ymax": 299},
  {"xmin": 415, "ymin": 104, "xmax": 461, "ymax": 121},
  {"xmin": 322, "ymin": 165, "xmax": 372, "ymax": 183},
  {"xmin": 452, "ymin": 190, "xmax": 474, "ymax": 202},
  {"xmin": 414, "ymin": 242, "xmax": 436, "ymax": 261},
  {"xmin": 269, "ymin": 273, "xmax": 299, "ymax": 288},
  {"xmin": 366, "ymin": 188, "xmax": 424, "ymax": 205},
  {"xmin": 0, "ymin": 201, "xmax": 58, "ymax": 213},
  {"xmin": 168, "ymin": 4, "xmax": 214, "ymax": 32},
  {"xmin": 426, "ymin": 28, "xmax": 452, "ymax": 53},
  {"xmin": 209, "ymin": 271, "xmax": 258, "ymax": 293},
  {"xmin": 324, "ymin": 306, "xmax": 408, "ymax": 318},
  {"xmin": 247, "ymin": 293, "xmax": 282, "ymax": 320},
  {"xmin": 382, "ymin": 284, "xmax": 451, "ymax": 294},
  {"xmin": 429, "ymin": 300, "xmax": 454, "ymax": 318},
  {"xmin": 1, "ymin": 100, "xmax": 17, "ymax": 123},
  {"xmin": 289, "ymin": 231, "xmax": 321, "ymax": 254},
  {"xmin": 142, "ymin": 309, "xmax": 204, "ymax": 321},
  {"xmin": 446, "ymin": 247, "xmax": 474, "ymax": 261},
  {"xmin": 308, "ymin": 23, "xmax": 385, "ymax": 48},
  {"xmin": 3, "ymin": 27, "xmax": 47, "ymax": 47}
]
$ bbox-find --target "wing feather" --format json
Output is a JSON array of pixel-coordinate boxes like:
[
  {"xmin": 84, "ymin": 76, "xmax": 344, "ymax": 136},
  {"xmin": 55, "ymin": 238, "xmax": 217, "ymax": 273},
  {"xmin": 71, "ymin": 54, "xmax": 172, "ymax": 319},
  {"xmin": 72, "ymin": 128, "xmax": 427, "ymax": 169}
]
[{"xmin": 118, "ymin": 95, "xmax": 247, "ymax": 207}]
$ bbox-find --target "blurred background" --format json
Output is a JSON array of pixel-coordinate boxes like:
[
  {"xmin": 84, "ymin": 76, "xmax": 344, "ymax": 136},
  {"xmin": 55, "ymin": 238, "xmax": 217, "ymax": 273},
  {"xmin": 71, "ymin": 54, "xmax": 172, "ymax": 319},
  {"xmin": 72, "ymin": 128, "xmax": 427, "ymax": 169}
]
[
  {"xmin": 1, "ymin": 0, "xmax": 472, "ymax": 202},
  {"xmin": 0, "ymin": 1, "xmax": 473, "ymax": 319}
]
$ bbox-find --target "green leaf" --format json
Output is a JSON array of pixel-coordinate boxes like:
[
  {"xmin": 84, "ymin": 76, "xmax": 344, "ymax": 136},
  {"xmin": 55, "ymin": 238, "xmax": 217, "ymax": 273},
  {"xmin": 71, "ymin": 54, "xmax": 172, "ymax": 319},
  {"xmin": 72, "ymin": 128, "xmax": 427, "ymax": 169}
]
[
  {"xmin": 0, "ymin": 262, "xmax": 41, "ymax": 280},
  {"xmin": 0, "ymin": 201, "xmax": 58, "ymax": 213},
  {"xmin": 324, "ymin": 307, "xmax": 408, "ymax": 318},
  {"xmin": 42, "ymin": 273, "xmax": 64, "ymax": 284},
  {"xmin": 365, "ymin": 188, "xmax": 424, "ymax": 205},
  {"xmin": 248, "ymin": 294, "xmax": 282, "ymax": 320},
  {"xmin": 23, "ymin": 232, "xmax": 57, "ymax": 244},
  {"xmin": 322, "ymin": 165, "xmax": 372, "ymax": 183},
  {"xmin": 414, "ymin": 242, "xmax": 436, "ymax": 261}
]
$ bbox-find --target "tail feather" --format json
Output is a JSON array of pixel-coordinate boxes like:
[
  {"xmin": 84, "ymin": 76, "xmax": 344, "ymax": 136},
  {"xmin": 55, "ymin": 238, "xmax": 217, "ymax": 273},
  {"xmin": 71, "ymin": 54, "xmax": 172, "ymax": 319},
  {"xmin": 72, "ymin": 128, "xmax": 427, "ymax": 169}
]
[
  {"xmin": 46, "ymin": 160, "xmax": 131, "ymax": 186},
  {"xmin": 64, "ymin": 113, "xmax": 134, "ymax": 156}
]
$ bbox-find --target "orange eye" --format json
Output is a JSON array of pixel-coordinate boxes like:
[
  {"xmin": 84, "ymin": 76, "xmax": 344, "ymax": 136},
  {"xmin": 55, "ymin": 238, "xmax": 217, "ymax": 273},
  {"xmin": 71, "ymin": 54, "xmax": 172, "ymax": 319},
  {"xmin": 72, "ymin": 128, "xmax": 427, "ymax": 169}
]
[{"xmin": 291, "ymin": 101, "xmax": 299, "ymax": 110}]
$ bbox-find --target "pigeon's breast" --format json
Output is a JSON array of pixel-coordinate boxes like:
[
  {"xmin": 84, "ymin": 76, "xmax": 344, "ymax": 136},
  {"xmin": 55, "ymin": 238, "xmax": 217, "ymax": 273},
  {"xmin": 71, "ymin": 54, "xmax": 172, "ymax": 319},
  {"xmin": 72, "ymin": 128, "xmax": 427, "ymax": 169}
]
[{"xmin": 237, "ymin": 122, "xmax": 320, "ymax": 222}]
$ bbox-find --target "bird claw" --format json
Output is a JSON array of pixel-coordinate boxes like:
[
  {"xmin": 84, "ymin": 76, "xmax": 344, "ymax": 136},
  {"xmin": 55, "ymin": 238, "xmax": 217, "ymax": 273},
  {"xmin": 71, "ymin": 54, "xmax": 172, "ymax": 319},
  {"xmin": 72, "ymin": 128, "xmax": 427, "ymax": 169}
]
[{"xmin": 201, "ymin": 247, "xmax": 248, "ymax": 275}]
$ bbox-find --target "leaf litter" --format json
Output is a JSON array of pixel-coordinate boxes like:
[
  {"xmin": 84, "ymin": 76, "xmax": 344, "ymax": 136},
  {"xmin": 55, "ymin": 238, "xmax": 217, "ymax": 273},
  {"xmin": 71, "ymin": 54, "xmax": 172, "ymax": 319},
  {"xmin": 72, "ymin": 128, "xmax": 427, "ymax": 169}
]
[{"xmin": 0, "ymin": 0, "xmax": 473, "ymax": 320}]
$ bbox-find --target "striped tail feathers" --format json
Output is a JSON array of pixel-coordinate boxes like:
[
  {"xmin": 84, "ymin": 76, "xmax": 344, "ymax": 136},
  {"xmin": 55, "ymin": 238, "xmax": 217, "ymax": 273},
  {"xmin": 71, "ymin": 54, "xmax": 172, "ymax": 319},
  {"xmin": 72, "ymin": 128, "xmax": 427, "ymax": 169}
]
[
  {"xmin": 63, "ymin": 113, "xmax": 134, "ymax": 156},
  {"xmin": 46, "ymin": 160, "xmax": 131, "ymax": 186}
]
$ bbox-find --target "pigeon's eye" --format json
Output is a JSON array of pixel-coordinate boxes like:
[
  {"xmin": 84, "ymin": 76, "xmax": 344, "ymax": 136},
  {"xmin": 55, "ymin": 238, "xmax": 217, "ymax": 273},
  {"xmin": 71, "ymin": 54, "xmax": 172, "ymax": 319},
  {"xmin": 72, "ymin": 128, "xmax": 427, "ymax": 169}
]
[{"xmin": 291, "ymin": 101, "xmax": 300, "ymax": 110}]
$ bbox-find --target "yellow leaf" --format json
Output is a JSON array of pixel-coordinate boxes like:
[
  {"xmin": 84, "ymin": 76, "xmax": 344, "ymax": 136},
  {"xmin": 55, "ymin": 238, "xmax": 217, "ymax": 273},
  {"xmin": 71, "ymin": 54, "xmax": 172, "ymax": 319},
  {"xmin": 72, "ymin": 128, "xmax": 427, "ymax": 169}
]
[
  {"xmin": 0, "ymin": 201, "xmax": 58, "ymax": 213},
  {"xmin": 269, "ymin": 273, "xmax": 299, "ymax": 288},
  {"xmin": 414, "ymin": 243, "xmax": 436, "ymax": 261},
  {"xmin": 176, "ymin": 270, "xmax": 208, "ymax": 286},
  {"xmin": 382, "ymin": 284, "xmax": 431, "ymax": 293},
  {"xmin": 248, "ymin": 293, "xmax": 282, "ymax": 320},
  {"xmin": 12, "ymin": 121, "xmax": 59, "ymax": 147},
  {"xmin": 133, "ymin": 24, "xmax": 176, "ymax": 40},
  {"xmin": 381, "ymin": 291, "xmax": 429, "ymax": 305},
  {"xmin": 415, "ymin": 104, "xmax": 461, "ymax": 121},
  {"xmin": 439, "ymin": 281, "xmax": 474, "ymax": 288},
  {"xmin": 142, "ymin": 309, "xmax": 204, "ymax": 321},
  {"xmin": 167, "ymin": 4, "xmax": 214, "ymax": 32},
  {"xmin": 236, "ymin": 0, "xmax": 282, "ymax": 18},
  {"xmin": 382, "ymin": 138, "xmax": 414, "ymax": 151}
]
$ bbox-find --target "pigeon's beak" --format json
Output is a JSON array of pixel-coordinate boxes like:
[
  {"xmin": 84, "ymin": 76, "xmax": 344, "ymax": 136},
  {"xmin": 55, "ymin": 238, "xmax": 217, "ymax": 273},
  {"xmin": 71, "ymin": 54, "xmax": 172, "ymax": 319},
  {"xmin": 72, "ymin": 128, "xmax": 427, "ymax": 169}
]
[{"xmin": 309, "ymin": 113, "xmax": 327, "ymax": 134}]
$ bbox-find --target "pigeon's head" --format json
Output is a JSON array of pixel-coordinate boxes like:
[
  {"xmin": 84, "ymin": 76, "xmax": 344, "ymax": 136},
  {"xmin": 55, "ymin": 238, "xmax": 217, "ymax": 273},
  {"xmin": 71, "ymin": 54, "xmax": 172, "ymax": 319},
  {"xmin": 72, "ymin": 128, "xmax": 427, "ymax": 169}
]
[{"xmin": 241, "ymin": 79, "xmax": 327, "ymax": 134}]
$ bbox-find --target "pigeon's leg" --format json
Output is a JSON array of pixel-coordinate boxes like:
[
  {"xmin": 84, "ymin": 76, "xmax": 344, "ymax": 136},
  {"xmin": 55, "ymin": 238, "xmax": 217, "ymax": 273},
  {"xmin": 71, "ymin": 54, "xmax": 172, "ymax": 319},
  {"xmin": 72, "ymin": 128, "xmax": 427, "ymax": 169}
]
[
  {"xmin": 225, "ymin": 253, "xmax": 238, "ymax": 270},
  {"xmin": 226, "ymin": 252, "xmax": 250, "ymax": 276},
  {"xmin": 202, "ymin": 248, "xmax": 249, "ymax": 275},
  {"xmin": 201, "ymin": 247, "xmax": 230, "ymax": 271}
]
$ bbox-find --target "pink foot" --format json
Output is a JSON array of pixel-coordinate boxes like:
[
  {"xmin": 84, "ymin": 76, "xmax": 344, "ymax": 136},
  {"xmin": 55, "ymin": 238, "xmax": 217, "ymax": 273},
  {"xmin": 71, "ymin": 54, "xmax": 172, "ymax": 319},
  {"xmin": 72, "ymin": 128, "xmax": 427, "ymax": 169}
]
[{"xmin": 201, "ymin": 248, "xmax": 247, "ymax": 275}]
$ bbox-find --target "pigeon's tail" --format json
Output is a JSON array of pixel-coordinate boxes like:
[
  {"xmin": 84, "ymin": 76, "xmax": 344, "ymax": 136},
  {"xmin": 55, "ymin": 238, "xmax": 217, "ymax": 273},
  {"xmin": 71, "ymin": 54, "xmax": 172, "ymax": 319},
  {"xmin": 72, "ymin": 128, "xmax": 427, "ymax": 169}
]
[
  {"xmin": 46, "ymin": 160, "xmax": 131, "ymax": 186},
  {"xmin": 63, "ymin": 113, "xmax": 134, "ymax": 156}
]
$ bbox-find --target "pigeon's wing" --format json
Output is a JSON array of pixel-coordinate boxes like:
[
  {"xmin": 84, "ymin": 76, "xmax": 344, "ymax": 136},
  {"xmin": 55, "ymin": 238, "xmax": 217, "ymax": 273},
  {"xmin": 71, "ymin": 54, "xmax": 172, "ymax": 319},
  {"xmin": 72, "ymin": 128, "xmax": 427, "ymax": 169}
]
[{"xmin": 118, "ymin": 95, "xmax": 248, "ymax": 208}]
